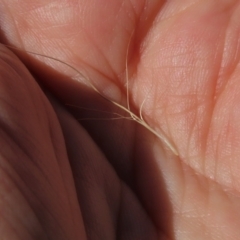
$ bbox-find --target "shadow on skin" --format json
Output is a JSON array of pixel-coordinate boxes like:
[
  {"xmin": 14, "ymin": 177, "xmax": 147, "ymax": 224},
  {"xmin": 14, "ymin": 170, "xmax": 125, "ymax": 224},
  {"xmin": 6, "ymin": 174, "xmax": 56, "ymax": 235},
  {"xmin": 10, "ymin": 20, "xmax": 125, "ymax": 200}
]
[{"xmin": 0, "ymin": 43, "xmax": 175, "ymax": 239}]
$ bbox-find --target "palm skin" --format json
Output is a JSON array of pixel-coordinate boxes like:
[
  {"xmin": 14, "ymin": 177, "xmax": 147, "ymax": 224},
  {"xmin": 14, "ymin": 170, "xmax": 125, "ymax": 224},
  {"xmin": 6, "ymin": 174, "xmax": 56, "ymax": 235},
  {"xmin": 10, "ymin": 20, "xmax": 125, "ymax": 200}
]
[{"xmin": 0, "ymin": 0, "xmax": 240, "ymax": 239}]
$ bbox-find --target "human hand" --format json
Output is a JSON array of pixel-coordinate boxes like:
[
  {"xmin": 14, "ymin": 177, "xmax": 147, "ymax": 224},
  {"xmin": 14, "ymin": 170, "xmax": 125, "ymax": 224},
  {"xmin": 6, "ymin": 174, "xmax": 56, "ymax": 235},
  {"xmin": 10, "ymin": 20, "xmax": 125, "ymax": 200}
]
[{"xmin": 0, "ymin": 0, "xmax": 240, "ymax": 239}]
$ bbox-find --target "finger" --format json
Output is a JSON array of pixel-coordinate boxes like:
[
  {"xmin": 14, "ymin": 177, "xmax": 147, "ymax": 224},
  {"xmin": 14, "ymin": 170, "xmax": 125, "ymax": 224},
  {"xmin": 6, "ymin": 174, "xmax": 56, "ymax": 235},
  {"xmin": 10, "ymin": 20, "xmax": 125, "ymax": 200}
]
[
  {"xmin": 0, "ymin": 45, "xmax": 85, "ymax": 239},
  {"xmin": 131, "ymin": 0, "xmax": 240, "ymax": 182}
]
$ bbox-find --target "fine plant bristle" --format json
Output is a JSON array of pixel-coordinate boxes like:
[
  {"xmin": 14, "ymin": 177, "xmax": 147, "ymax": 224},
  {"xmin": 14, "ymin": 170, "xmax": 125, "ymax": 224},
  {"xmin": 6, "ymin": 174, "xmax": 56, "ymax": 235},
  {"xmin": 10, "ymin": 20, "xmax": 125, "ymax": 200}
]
[
  {"xmin": 5, "ymin": 44, "xmax": 178, "ymax": 156},
  {"xmin": 66, "ymin": 104, "xmax": 133, "ymax": 121}
]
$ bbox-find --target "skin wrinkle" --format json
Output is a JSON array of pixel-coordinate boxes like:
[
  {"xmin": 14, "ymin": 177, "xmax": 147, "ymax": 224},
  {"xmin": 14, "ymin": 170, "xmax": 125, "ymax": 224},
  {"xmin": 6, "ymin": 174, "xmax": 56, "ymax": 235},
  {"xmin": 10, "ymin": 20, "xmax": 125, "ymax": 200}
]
[
  {"xmin": 215, "ymin": 36, "xmax": 240, "ymax": 103},
  {"xmin": 1, "ymin": 0, "xmax": 24, "ymax": 48},
  {"xmin": 17, "ymin": 4, "xmax": 77, "ymax": 62},
  {"xmin": 0, "ymin": 51, "xmax": 35, "ymax": 94},
  {"xmin": 179, "ymin": 9, "xmax": 233, "ymax": 162},
  {"xmin": 18, "ymin": 1, "xmax": 54, "ymax": 13},
  {"xmin": 226, "ymin": 117, "xmax": 239, "ymax": 188},
  {"xmin": 196, "ymin": 99, "xmax": 211, "ymax": 172},
  {"xmin": 42, "ymin": 100, "xmax": 79, "ymax": 236},
  {"xmin": 42, "ymin": 2, "xmax": 73, "ymax": 26},
  {"xmin": 0, "ymin": 213, "xmax": 21, "ymax": 239},
  {"xmin": 213, "ymin": 103, "xmax": 239, "ymax": 187},
  {"xmin": 164, "ymin": 100, "xmax": 173, "ymax": 152},
  {"xmin": 0, "ymin": 193, "xmax": 43, "ymax": 240},
  {"xmin": 0, "ymin": 94, "xmax": 24, "ymax": 122},
  {"xmin": 187, "ymin": 108, "xmax": 197, "ymax": 160},
  {"xmin": 0, "ymin": 94, "xmax": 74, "ymax": 238},
  {"xmin": 79, "ymin": 26, "xmax": 120, "ymax": 82},
  {"xmin": 103, "ymin": 183, "xmax": 120, "ymax": 239},
  {"xmin": 1, "ymin": 128, "xmax": 63, "ymax": 233},
  {"xmin": 115, "ymin": 180, "xmax": 123, "ymax": 240},
  {"xmin": 0, "ymin": 173, "xmax": 28, "ymax": 238},
  {"xmin": 25, "ymin": 0, "xmax": 78, "ymax": 30},
  {"xmin": 190, "ymin": 158, "xmax": 240, "ymax": 202},
  {"xmin": 232, "ymin": 36, "xmax": 240, "ymax": 63},
  {"xmin": 127, "ymin": 0, "xmax": 138, "ymax": 20},
  {"xmin": 171, "ymin": 95, "xmax": 205, "ymax": 151},
  {"xmin": 0, "ymin": 154, "xmax": 51, "ymax": 239},
  {"xmin": 151, "ymin": 78, "xmax": 160, "ymax": 113},
  {"xmin": 212, "ymin": 127, "xmax": 220, "ymax": 184},
  {"xmin": 0, "ymin": 52, "xmax": 51, "ymax": 133},
  {"xmin": 174, "ymin": 0, "xmax": 200, "ymax": 17},
  {"xmin": 0, "ymin": 114, "xmax": 42, "ymax": 175},
  {"xmin": 114, "ymin": 1, "xmax": 126, "ymax": 23},
  {"xmin": 178, "ymin": 162, "xmax": 187, "ymax": 229},
  {"xmin": 20, "ymin": 179, "xmax": 71, "ymax": 240},
  {"xmin": 211, "ymin": 190, "xmax": 236, "ymax": 239},
  {"xmin": 129, "ymin": 0, "xmax": 168, "ymax": 98},
  {"xmin": 82, "ymin": 4, "xmax": 134, "ymax": 76},
  {"xmin": 225, "ymin": 31, "xmax": 240, "ymax": 68},
  {"xmin": 201, "ymin": 14, "xmax": 233, "ymax": 173},
  {"xmin": 136, "ymin": 0, "xmax": 167, "ymax": 46},
  {"xmin": 212, "ymin": 9, "xmax": 239, "ymax": 156},
  {"xmin": 100, "ymin": 160, "xmax": 122, "ymax": 231},
  {"xmin": 149, "ymin": 5, "xmax": 230, "ymax": 160},
  {"xmin": 157, "ymin": 0, "xmax": 200, "ymax": 22},
  {"xmin": 215, "ymin": 120, "xmax": 228, "ymax": 184},
  {"xmin": 177, "ymin": 172, "xmax": 210, "ymax": 238},
  {"xmin": 0, "ymin": 86, "xmax": 61, "ymax": 198},
  {"xmin": 0, "ymin": 125, "xmax": 39, "ymax": 186},
  {"xmin": 39, "ymin": 23, "xmax": 73, "ymax": 32},
  {"xmin": 205, "ymin": 182, "xmax": 212, "ymax": 238},
  {"xmin": 72, "ymin": 53, "xmax": 122, "ymax": 94}
]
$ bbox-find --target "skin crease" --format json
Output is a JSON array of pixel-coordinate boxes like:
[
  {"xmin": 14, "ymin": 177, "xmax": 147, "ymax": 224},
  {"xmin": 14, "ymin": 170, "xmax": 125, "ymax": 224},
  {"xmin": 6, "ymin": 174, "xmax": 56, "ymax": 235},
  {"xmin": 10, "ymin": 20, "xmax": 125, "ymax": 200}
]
[{"xmin": 0, "ymin": 0, "xmax": 240, "ymax": 239}]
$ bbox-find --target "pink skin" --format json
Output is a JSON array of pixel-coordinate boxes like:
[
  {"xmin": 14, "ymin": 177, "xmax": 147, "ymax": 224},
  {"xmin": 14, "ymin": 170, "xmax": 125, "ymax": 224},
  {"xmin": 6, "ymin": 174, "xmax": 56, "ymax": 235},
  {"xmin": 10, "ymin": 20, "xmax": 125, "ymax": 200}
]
[{"xmin": 0, "ymin": 0, "xmax": 240, "ymax": 239}]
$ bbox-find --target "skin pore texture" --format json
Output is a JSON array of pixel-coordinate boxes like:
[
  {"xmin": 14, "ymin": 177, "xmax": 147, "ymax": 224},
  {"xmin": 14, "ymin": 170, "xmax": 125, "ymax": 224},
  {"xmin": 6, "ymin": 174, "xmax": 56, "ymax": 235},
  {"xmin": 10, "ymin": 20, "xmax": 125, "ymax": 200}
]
[{"xmin": 0, "ymin": 0, "xmax": 240, "ymax": 239}]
